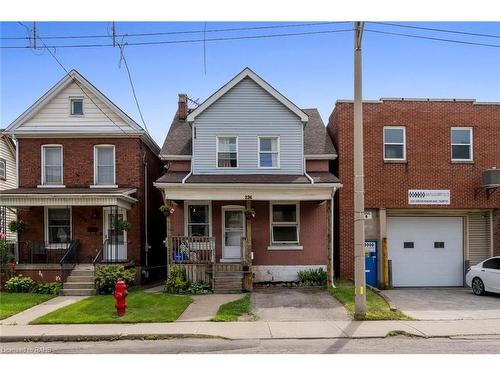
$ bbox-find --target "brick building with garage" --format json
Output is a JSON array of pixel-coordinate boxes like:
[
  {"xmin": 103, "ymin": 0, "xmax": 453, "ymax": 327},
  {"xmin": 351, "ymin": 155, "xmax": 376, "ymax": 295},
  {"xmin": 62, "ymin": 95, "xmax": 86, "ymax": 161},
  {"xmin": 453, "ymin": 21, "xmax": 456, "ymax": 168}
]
[{"xmin": 328, "ymin": 98, "xmax": 500, "ymax": 288}]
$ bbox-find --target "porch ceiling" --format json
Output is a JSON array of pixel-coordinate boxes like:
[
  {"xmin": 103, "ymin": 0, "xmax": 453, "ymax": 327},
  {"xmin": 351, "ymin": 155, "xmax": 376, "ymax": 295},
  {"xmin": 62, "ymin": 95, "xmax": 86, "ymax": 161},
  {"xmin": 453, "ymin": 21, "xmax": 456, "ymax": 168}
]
[{"xmin": 0, "ymin": 187, "xmax": 137, "ymax": 209}]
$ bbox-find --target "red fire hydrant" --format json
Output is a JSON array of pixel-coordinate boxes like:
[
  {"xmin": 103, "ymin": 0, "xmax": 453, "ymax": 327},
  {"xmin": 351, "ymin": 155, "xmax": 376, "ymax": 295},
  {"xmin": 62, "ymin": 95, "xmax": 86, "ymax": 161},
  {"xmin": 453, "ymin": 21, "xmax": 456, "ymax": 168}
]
[{"xmin": 114, "ymin": 280, "xmax": 128, "ymax": 317}]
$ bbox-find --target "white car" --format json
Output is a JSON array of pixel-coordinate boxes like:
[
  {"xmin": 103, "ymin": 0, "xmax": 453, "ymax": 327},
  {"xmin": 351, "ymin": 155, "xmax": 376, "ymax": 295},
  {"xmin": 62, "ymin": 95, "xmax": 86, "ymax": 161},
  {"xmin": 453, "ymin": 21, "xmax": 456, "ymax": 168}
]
[{"xmin": 465, "ymin": 256, "xmax": 500, "ymax": 295}]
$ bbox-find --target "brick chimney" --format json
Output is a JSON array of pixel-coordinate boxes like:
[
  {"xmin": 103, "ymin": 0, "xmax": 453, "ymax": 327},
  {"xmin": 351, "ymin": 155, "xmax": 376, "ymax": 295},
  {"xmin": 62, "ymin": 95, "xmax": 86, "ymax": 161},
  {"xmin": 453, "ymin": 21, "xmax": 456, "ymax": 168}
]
[{"xmin": 178, "ymin": 93, "xmax": 188, "ymax": 120}]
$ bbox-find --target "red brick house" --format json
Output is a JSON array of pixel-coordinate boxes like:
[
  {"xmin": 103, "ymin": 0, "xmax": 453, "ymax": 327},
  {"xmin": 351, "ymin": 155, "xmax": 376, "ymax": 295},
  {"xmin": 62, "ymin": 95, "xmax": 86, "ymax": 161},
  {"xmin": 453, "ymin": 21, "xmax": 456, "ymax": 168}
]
[
  {"xmin": 0, "ymin": 70, "xmax": 165, "ymax": 293},
  {"xmin": 328, "ymin": 99, "xmax": 500, "ymax": 288},
  {"xmin": 155, "ymin": 68, "xmax": 341, "ymax": 292}
]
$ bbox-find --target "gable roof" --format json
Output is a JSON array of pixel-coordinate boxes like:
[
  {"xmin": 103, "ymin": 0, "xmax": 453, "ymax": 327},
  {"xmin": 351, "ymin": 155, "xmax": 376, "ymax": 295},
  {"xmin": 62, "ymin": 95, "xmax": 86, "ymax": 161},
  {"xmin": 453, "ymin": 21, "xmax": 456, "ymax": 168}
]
[
  {"xmin": 4, "ymin": 70, "xmax": 160, "ymax": 153},
  {"xmin": 0, "ymin": 129, "xmax": 16, "ymax": 157},
  {"xmin": 160, "ymin": 108, "xmax": 336, "ymax": 159},
  {"xmin": 186, "ymin": 67, "xmax": 309, "ymax": 123}
]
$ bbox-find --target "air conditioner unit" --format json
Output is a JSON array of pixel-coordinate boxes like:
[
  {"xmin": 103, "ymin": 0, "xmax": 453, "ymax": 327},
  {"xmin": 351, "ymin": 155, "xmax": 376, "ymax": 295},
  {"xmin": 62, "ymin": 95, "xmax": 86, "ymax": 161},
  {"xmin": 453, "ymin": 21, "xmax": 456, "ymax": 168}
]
[{"xmin": 481, "ymin": 168, "xmax": 500, "ymax": 188}]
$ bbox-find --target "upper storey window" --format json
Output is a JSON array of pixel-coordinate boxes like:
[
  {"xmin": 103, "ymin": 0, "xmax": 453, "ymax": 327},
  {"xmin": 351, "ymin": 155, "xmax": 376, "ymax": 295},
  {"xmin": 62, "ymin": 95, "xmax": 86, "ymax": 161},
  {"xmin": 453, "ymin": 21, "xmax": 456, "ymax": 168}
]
[
  {"xmin": 70, "ymin": 98, "xmax": 84, "ymax": 116},
  {"xmin": 217, "ymin": 137, "xmax": 238, "ymax": 168},
  {"xmin": 451, "ymin": 127, "xmax": 473, "ymax": 162},
  {"xmin": 0, "ymin": 158, "xmax": 5, "ymax": 180},
  {"xmin": 42, "ymin": 145, "xmax": 63, "ymax": 186},
  {"xmin": 259, "ymin": 137, "xmax": 280, "ymax": 168},
  {"xmin": 94, "ymin": 145, "xmax": 116, "ymax": 186},
  {"xmin": 383, "ymin": 126, "xmax": 406, "ymax": 161}
]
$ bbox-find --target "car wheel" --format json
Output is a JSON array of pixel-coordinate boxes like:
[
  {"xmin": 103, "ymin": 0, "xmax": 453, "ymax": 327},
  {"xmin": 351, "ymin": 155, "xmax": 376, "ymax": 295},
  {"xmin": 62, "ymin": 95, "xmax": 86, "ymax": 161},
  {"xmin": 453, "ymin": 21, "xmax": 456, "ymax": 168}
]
[{"xmin": 472, "ymin": 277, "xmax": 485, "ymax": 296}]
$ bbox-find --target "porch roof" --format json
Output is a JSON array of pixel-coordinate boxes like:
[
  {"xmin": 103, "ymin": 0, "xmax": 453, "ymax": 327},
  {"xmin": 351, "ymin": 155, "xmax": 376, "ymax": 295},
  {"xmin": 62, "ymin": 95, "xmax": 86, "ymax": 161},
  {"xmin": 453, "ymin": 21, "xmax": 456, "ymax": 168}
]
[
  {"xmin": 156, "ymin": 172, "xmax": 340, "ymax": 184},
  {"xmin": 0, "ymin": 187, "xmax": 137, "ymax": 209}
]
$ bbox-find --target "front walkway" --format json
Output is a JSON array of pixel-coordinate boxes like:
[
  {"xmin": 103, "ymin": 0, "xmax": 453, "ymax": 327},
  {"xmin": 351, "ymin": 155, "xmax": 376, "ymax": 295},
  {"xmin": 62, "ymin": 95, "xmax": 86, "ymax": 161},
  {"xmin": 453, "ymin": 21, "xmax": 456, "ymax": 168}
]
[
  {"xmin": 177, "ymin": 294, "xmax": 245, "ymax": 322},
  {"xmin": 384, "ymin": 288, "xmax": 500, "ymax": 320},
  {"xmin": 1, "ymin": 296, "xmax": 87, "ymax": 325},
  {"xmin": 252, "ymin": 287, "xmax": 350, "ymax": 321}
]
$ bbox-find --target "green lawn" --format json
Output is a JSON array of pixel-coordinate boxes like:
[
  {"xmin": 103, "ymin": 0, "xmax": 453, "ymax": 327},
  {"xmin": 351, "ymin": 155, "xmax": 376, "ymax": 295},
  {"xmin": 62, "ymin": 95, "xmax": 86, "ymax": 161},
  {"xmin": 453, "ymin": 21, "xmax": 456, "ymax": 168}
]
[
  {"xmin": 0, "ymin": 293, "xmax": 55, "ymax": 320},
  {"xmin": 31, "ymin": 291, "xmax": 192, "ymax": 324},
  {"xmin": 211, "ymin": 294, "xmax": 255, "ymax": 322},
  {"xmin": 330, "ymin": 281, "xmax": 412, "ymax": 321}
]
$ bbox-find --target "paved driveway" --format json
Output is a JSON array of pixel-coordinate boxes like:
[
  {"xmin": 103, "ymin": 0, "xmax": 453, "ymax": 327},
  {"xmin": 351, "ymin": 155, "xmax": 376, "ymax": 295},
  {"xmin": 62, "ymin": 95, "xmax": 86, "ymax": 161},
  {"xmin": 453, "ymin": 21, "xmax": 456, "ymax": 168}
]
[
  {"xmin": 252, "ymin": 287, "xmax": 350, "ymax": 321},
  {"xmin": 384, "ymin": 288, "xmax": 500, "ymax": 320}
]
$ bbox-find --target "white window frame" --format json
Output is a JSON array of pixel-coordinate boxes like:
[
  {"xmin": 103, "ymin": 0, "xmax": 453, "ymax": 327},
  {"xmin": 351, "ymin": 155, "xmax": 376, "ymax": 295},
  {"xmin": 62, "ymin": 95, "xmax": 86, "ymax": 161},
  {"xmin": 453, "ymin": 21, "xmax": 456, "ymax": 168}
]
[
  {"xmin": 383, "ymin": 126, "xmax": 406, "ymax": 161},
  {"xmin": 451, "ymin": 127, "xmax": 473, "ymax": 162},
  {"xmin": 0, "ymin": 158, "xmax": 6, "ymax": 180},
  {"xmin": 92, "ymin": 145, "xmax": 117, "ymax": 187},
  {"xmin": 184, "ymin": 200, "xmax": 212, "ymax": 237},
  {"xmin": 258, "ymin": 136, "xmax": 280, "ymax": 169},
  {"xmin": 44, "ymin": 206, "xmax": 72, "ymax": 247},
  {"xmin": 69, "ymin": 96, "xmax": 84, "ymax": 116},
  {"xmin": 216, "ymin": 136, "xmax": 238, "ymax": 169},
  {"xmin": 269, "ymin": 201, "xmax": 302, "ymax": 249},
  {"xmin": 40, "ymin": 144, "xmax": 64, "ymax": 187}
]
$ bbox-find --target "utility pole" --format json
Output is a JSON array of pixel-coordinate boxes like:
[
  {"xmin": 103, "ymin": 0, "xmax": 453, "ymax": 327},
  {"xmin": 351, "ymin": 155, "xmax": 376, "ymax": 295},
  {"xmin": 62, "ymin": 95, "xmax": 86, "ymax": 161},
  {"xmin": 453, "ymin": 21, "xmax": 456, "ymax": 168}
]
[
  {"xmin": 32, "ymin": 22, "xmax": 36, "ymax": 50},
  {"xmin": 112, "ymin": 21, "xmax": 116, "ymax": 47},
  {"xmin": 353, "ymin": 21, "xmax": 366, "ymax": 317}
]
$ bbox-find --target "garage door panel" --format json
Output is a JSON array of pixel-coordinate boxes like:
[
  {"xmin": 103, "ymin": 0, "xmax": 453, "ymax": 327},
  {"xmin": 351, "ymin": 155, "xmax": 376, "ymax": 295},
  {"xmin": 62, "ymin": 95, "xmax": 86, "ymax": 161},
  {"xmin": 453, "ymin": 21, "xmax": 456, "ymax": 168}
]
[{"xmin": 388, "ymin": 217, "xmax": 463, "ymax": 287}]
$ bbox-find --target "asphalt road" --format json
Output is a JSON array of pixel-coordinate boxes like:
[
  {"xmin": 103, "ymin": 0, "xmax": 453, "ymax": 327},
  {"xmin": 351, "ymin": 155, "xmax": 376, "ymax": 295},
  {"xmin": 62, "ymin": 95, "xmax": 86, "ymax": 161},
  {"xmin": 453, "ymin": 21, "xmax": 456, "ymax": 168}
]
[{"xmin": 2, "ymin": 335, "xmax": 500, "ymax": 354}]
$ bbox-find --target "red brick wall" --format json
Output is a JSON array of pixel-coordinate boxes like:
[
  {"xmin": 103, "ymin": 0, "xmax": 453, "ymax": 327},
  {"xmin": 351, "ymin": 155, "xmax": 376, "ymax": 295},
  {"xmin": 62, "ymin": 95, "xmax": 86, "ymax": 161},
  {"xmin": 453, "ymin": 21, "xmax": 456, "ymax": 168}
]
[
  {"xmin": 15, "ymin": 269, "xmax": 63, "ymax": 283},
  {"xmin": 327, "ymin": 100, "xmax": 500, "ymax": 278},
  {"xmin": 306, "ymin": 160, "xmax": 329, "ymax": 172},
  {"xmin": 168, "ymin": 160, "xmax": 191, "ymax": 172},
  {"xmin": 16, "ymin": 137, "xmax": 164, "ymax": 269}
]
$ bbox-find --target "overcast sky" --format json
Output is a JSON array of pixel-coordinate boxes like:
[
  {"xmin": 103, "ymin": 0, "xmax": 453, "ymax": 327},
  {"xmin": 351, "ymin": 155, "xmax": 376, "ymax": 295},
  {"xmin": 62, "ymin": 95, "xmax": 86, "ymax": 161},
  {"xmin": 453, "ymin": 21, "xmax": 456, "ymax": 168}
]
[{"xmin": 1, "ymin": 21, "xmax": 499, "ymax": 145}]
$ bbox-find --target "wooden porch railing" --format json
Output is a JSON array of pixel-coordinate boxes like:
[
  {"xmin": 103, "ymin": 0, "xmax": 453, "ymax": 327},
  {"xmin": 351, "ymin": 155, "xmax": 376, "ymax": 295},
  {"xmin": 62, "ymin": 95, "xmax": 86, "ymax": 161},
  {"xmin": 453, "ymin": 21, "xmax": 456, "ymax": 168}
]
[{"xmin": 170, "ymin": 236, "xmax": 215, "ymax": 264}]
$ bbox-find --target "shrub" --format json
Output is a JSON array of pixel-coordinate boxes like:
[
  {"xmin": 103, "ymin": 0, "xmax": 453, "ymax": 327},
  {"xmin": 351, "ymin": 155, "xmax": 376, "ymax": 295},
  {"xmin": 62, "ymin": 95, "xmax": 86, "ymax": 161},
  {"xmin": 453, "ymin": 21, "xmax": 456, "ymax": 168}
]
[
  {"xmin": 164, "ymin": 266, "xmax": 189, "ymax": 294},
  {"xmin": 0, "ymin": 241, "xmax": 15, "ymax": 265},
  {"xmin": 5, "ymin": 275, "xmax": 36, "ymax": 293},
  {"xmin": 187, "ymin": 281, "xmax": 212, "ymax": 295},
  {"xmin": 32, "ymin": 282, "xmax": 63, "ymax": 295},
  {"xmin": 95, "ymin": 265, "xmax": 136, "ymax": 294},
  {"xmin": 297, "ymin": 268, "xmax": 327, "ymax": 286}
]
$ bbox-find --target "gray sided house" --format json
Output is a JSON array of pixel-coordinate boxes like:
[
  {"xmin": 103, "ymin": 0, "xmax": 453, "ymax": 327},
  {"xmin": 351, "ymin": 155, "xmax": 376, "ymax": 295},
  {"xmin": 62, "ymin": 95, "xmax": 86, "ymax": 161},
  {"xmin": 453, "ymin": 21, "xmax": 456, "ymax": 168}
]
[{"xmin": 155, "ymin": 68, "xmax": 341, "ymax": 292}]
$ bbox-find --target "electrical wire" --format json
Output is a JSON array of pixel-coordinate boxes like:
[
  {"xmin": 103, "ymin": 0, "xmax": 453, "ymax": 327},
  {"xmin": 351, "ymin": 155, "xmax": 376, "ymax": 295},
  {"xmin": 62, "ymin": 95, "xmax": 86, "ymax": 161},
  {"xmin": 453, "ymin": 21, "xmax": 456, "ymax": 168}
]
[
  {"xmin": 0, "ymin": 28, "xmax": 354, "ymax": 49},
  {"xmin": 368, "ymin": 22, "xmax": 500, "ymax": 40},
  {"xmin": 364, "ymin": 28, "xmax": 500, "ymax": 48},
  {"xmin": 1, "ymin": 21, "xmax": 348, "ymax": 40}
]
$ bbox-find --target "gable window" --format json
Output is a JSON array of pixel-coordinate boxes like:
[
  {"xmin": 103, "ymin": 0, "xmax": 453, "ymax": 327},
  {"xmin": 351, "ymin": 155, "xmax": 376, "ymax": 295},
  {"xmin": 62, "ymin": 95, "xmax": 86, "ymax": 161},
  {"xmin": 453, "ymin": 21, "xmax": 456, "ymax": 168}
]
[
  {"xmin": 45, "ymin": 207, "xmax": 71, "ymax": 245},
  {"xmin": 383, "ymin": 127, "xmax": 406, "ymax": 161},
  {"xmin": 70, "ymin": 98, "xmax": 84, "ymax": 116},
  {"xmin": 451, "ymin": 127, "xmax": 473, "ymax": 161},
  {"xmin": 217, "ymin": 137, "xmax": 237, "ymax": 168},
  {"xmin": 42, "ymin": 145, "xmax": 63, "ymax": 185},
  {"xmin": 0, "ymin": 158, "xmax": 5, "ymax": 180},
  {"xmin": 259, "ymin": 137, "xmax": 279, "ymax": 168},
  {"xmin": 270, "ymin": 203, "xmax": 299, "ymax": 245},
  {"xmin": 185, "ymin": 202, "xmax": 211, "ymax": 237},
  {"xmin": 94, "ymin": 145, "xmax": 116, "ymax": 186}
]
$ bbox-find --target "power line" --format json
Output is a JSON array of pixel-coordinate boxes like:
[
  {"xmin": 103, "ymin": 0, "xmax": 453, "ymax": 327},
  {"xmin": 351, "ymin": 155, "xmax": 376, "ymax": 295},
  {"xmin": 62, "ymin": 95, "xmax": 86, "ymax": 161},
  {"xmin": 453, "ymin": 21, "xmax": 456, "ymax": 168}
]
[
  {"xmin": 1, "ymin": 28, "xmax": 354, "ymax": 49},
  {"xmin": 1, "ymin": 21, "xmax": 348, "ymax": 40},
  {"xmin": 364, "ymin": 28, "xmax": 500, "ymax": 48},
  {"xmin": 117, "ymin": 42, "xmax": 150, "ymax": 134},
  {"xmin": 369, "ymin": 22, "xmax": 500, "ymax": 39}
]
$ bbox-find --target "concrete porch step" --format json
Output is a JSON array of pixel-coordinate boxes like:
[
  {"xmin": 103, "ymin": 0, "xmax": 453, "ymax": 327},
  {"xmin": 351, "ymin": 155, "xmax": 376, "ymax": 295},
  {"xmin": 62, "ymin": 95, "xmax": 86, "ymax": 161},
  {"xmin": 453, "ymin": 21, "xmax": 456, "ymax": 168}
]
[
  {"xmin": 60, "ymin": 288, "xmax": 96, "ymax": 296},
  {"xmin": 66, "ymin": 275, "xmax": 94, "ymax": 283},
  {"xmin": 63, "ymin": 282, "xmax": 95, "ymax": 289},
  {"xmin": 70, "ymin": 270, "xmax": 94, "ymax": 277}
]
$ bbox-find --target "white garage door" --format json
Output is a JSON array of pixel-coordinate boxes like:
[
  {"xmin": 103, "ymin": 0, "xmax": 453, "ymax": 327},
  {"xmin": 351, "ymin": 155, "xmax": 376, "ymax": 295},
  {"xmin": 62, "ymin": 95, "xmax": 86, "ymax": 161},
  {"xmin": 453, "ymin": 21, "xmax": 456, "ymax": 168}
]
[{"xmin": 388, "ymin": 217, "xmax": 464, "ymax": 287}]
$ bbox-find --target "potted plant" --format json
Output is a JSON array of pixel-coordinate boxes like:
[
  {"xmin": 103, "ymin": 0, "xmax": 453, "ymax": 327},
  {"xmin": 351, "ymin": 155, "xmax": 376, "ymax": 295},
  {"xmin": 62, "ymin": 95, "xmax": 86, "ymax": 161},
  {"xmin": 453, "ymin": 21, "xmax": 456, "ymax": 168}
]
[
  {"xmin": 114, "ymin": 219, "xmax": 131, "ymax": 232},
  {"xmin": 159, "ymin": 203, "xmax": 176, "ymax": 217},
  {"xmin": 8, "ymin": 219, "xmax": 27, "ymax": 234},
  {"xmin": 244, "ymin": 208, "xmax": 256, "ymax": 220}
]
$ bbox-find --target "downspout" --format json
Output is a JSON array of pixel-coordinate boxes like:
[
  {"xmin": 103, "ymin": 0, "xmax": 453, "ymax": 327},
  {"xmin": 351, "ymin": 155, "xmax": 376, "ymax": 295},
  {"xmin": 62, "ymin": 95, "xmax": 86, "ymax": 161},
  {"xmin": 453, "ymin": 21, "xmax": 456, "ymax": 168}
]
[
  {"xmin": 143, "ymin": 152, "xmax": 149, "ymax": 273},
  {"xmin": 12, "ymin": 135, "xmax": 19, "ymax": 188},
  {"xmin": 304, "ymin": 157, "xmax": 314, "ymax": 184},
  {"xmin": 330, "ymin": 189, "xmax": 336, "ymax": 288}
]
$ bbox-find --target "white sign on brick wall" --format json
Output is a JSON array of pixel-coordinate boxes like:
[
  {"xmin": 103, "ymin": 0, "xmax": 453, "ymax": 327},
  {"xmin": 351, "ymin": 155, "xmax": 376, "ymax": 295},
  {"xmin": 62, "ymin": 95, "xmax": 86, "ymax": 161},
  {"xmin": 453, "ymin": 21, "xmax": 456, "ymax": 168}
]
[{"xmin": 408, "ymin": 189, "xmax": 450, "ymax": 205}]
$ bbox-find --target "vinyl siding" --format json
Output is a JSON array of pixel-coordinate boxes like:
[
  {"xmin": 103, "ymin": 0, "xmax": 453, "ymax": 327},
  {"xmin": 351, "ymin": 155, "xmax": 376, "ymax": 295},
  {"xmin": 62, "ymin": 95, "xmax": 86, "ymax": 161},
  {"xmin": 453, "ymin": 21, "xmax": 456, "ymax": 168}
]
[
  {"xmin": 0, "ymin": 137, "xmax": 17, "ymax": 241},
  {"xmin": 192, "ymin": 77, "xmax": 304, "ymax": 175},
  {"xmin": 468, "ymin": 212, "xmax": 492, "ymax": 265},
  {"xmin": 20, "ymin": 82, "xmax": 132, "ymax": 134}
]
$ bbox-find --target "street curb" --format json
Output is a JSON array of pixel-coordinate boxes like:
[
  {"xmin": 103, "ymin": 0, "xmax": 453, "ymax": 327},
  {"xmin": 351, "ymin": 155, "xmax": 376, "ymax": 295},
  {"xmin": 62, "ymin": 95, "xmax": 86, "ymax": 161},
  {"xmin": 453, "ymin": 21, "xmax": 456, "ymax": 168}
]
[
  {"xmin": 366, "ymin": 285, "xmax": 398, "ymax": 311},
  {"xmin": 0, "ymin": 333, "xmax": 226, "ymax": 343}
]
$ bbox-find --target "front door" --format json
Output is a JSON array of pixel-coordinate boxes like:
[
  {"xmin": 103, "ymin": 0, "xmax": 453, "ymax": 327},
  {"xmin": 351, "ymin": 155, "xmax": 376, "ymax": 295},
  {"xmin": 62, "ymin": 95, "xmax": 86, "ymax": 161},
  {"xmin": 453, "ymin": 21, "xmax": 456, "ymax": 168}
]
[
  {"xmin": 222, "ymin": 207, "xmax": 245, "ymax": 262},
  {"xmin": 103, "ymin": 208, "xmax": 127, "ymax": 262}
]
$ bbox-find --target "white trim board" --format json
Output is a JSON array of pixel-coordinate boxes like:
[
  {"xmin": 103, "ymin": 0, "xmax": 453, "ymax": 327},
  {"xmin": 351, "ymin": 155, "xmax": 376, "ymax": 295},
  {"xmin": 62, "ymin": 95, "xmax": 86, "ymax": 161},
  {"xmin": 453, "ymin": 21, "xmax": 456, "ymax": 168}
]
[{"xmin": 187, "ymin": 68, "xmax": 308, "ymax": 123}]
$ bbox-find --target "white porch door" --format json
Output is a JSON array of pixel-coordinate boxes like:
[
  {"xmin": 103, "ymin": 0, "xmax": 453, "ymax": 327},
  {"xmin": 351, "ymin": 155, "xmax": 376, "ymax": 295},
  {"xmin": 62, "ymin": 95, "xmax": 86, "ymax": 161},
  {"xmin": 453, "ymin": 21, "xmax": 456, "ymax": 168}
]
[
  {"xmin": 222, "ymin": 207, "xmax": 245, "ymax": 262},
  {"xmin": 103, "ymin": 208, "xmax": 127, "ymax": 261}
]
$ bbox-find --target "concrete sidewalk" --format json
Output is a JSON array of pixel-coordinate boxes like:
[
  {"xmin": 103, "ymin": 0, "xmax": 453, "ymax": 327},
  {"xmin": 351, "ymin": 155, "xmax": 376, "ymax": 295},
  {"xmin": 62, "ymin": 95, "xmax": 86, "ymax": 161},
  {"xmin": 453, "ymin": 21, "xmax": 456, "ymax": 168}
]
[{"xmin": 2, "ymin": 318, "xmax": 500, "ymax": 342}]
